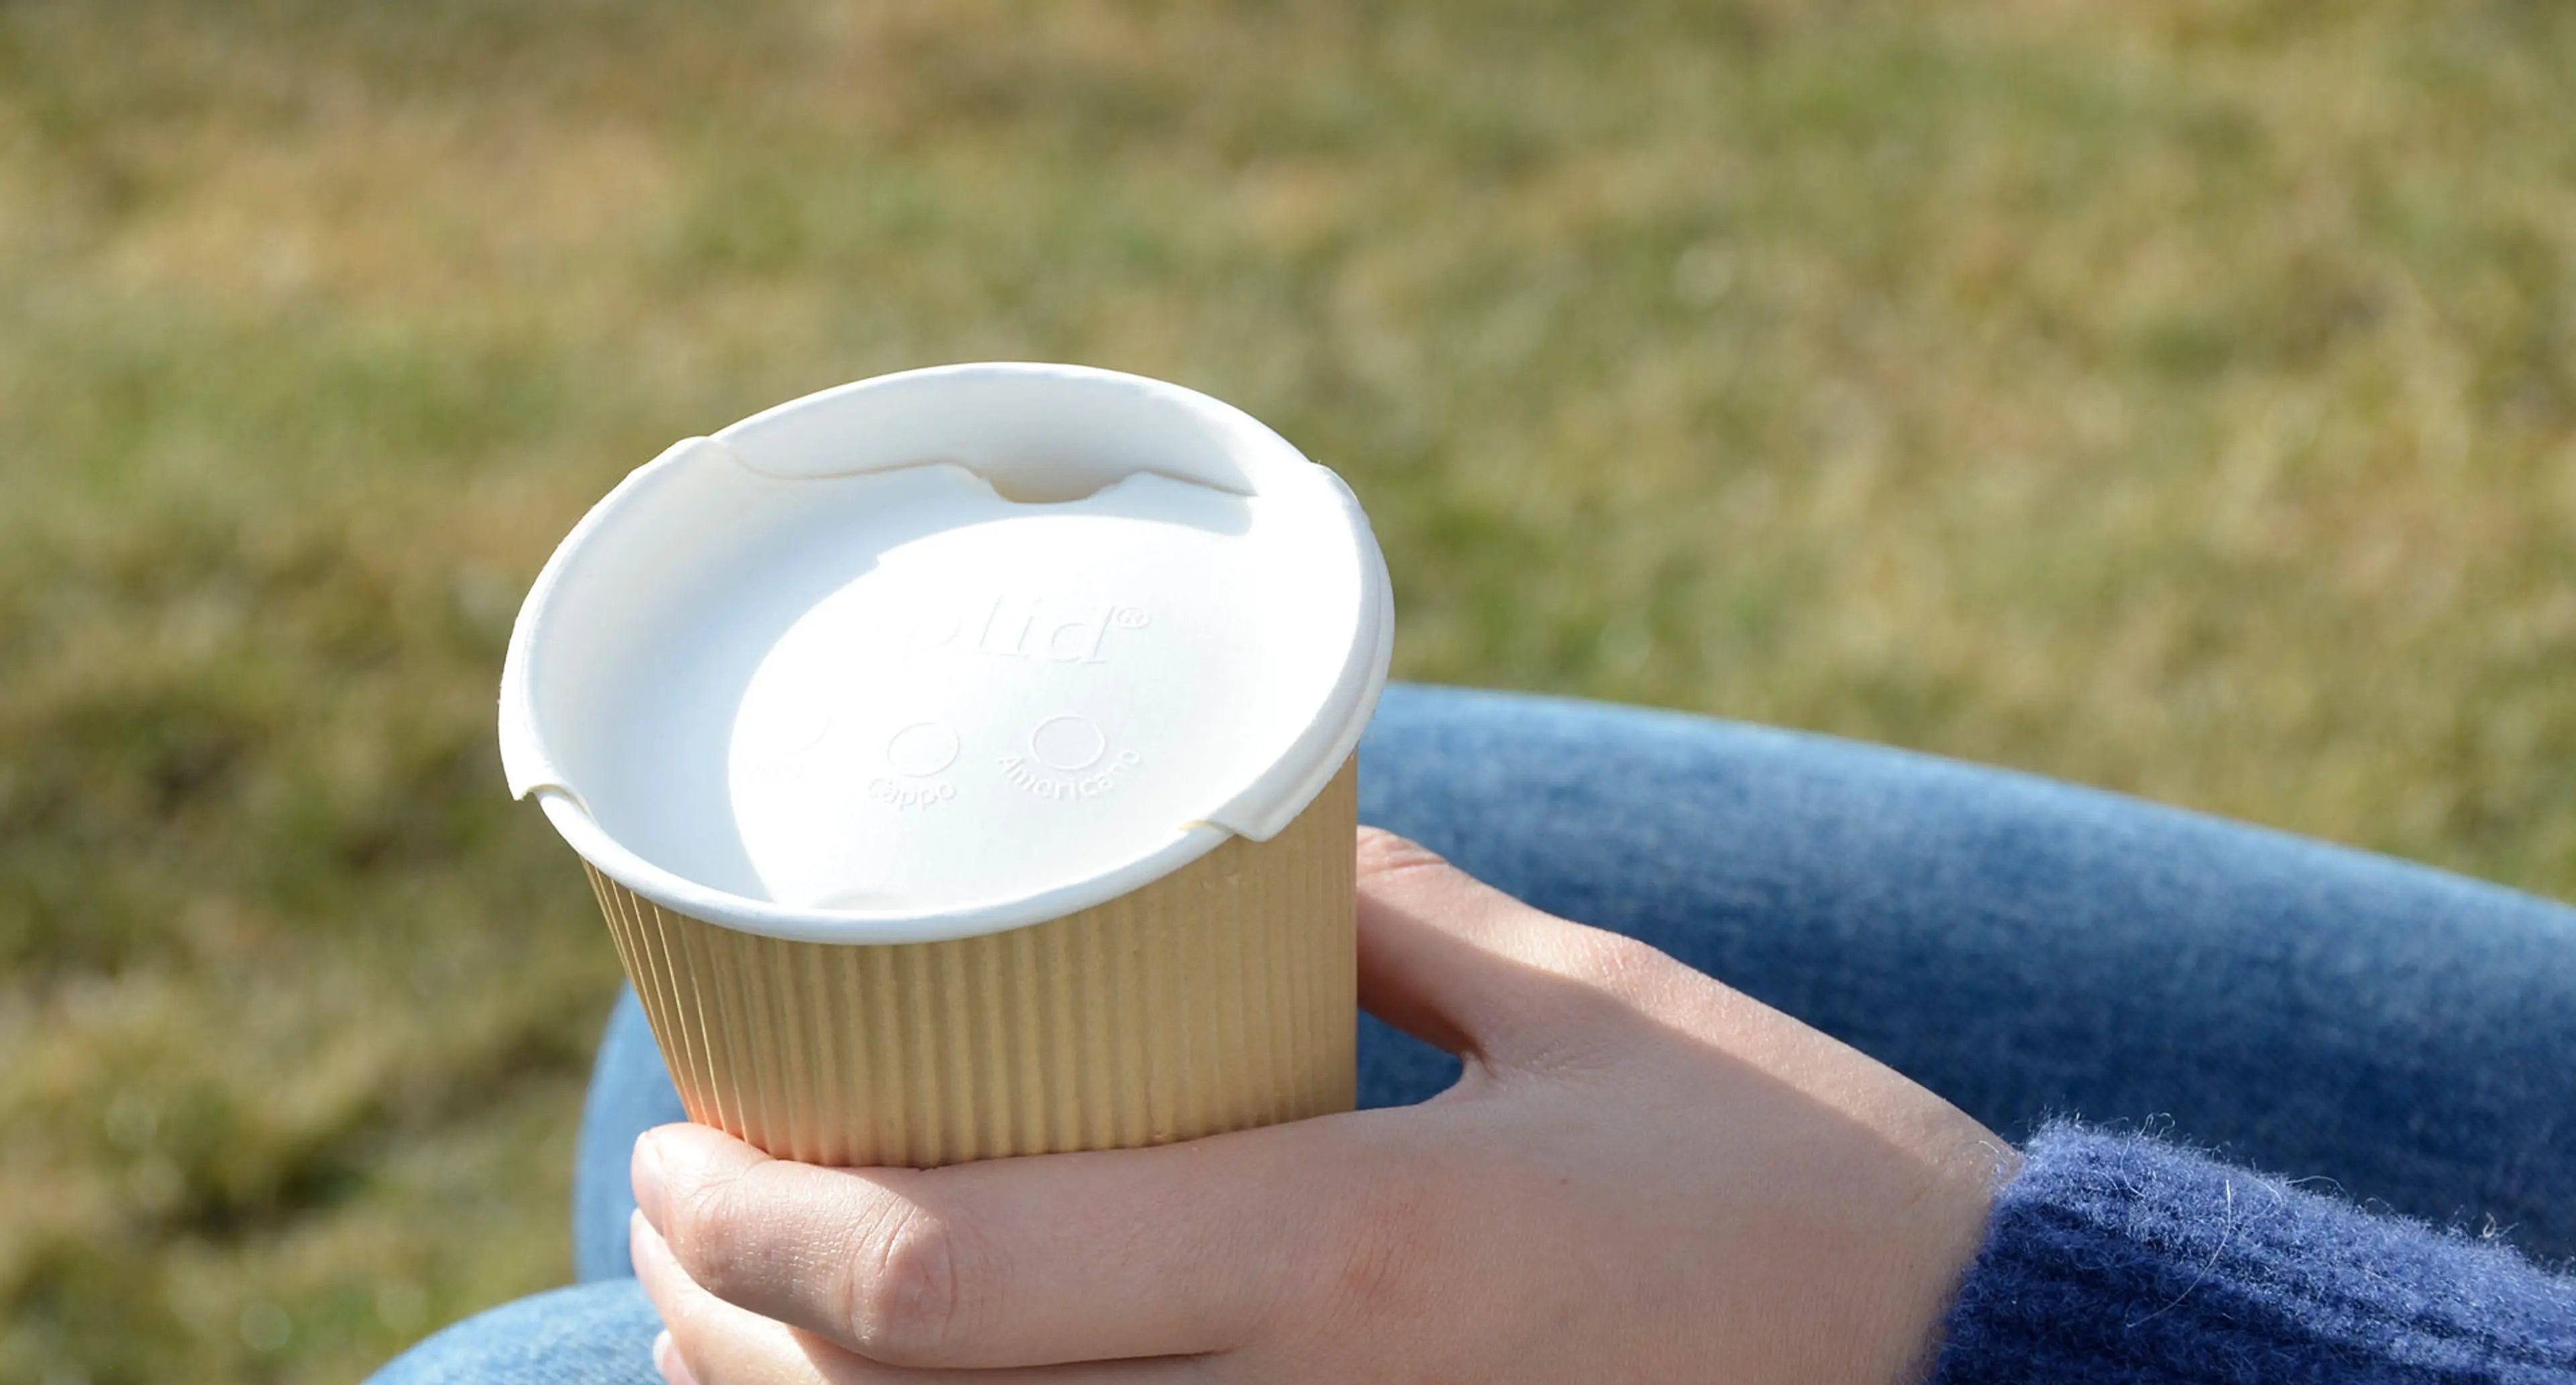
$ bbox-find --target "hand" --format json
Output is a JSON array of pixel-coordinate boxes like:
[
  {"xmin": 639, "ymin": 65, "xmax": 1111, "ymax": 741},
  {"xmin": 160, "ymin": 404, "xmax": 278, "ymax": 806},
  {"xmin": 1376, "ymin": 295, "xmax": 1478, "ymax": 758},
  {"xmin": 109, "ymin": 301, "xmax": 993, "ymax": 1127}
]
[{"xmin": 628, "ymin": 828, "xmax": 2016, "ymax": 1384}]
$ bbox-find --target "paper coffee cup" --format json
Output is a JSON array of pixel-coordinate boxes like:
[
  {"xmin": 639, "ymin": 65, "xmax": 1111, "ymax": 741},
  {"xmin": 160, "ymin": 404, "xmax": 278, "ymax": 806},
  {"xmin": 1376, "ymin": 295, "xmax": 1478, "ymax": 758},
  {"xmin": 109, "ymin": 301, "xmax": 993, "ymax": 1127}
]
[{"xmin": 498, "ymin": 364, "xmax": 1393, "ymax": 1167}]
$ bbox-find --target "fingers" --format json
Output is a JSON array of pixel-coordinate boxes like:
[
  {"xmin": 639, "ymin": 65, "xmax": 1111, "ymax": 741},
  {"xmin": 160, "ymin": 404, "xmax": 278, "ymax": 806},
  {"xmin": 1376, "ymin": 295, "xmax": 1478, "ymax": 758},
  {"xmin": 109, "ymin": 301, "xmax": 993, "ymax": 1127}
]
[
  {"xmin": 635, "ymin": 1210, "xmax": 841, "ymax": 1384},
  {"xmin": 652, "ymin": 1331, "xmax": 696, "ymax": 1385},
  {"xmin": 635, "ymin": 1211, "xmax": 1211, "ymax": 1384},
  {"xmin": 635, "ymin": 1119, "xmax": 1366, "ymax": 1370},
  {"xmin": 629, "ymin": 831, "xmax": 1679, "ymax": 1378},
  {"xmin": 1354, "ymin": 826, "xmax": 1686, "ymax": 1070}
]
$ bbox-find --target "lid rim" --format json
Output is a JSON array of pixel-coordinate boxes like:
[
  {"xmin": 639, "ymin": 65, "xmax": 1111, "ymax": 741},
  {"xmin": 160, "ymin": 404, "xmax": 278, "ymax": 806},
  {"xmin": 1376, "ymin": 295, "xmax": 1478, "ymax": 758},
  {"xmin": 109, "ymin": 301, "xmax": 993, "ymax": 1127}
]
[{"xmin": 498, "ymin": 362, "xmax": 1391, "ymax": 944}]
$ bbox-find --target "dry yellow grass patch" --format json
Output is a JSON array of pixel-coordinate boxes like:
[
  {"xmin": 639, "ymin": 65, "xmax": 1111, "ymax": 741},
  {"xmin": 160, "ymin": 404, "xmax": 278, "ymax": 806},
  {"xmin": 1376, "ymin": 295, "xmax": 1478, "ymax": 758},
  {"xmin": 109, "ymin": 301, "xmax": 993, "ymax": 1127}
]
[{"xmin": 1, "ymin": 1, "xmax": 2570, "ymax": 1380}]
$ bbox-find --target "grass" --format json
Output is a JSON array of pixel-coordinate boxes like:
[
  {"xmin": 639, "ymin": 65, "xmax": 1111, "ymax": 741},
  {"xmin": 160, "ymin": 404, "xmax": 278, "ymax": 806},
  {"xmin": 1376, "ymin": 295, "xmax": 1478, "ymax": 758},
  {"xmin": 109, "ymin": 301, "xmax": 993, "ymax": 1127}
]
[{"xmin": 2, "ymin": 1, "xmax": 2572, "ymax": 1379}]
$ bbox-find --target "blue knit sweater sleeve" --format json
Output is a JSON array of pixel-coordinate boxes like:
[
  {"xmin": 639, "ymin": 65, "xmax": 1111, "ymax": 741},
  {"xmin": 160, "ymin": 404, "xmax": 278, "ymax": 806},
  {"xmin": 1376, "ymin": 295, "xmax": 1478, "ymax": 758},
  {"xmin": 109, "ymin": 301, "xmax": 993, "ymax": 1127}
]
[{"xmin": 1927, "ymin": 1123, "xmax": 2576, "ymax": 1383}]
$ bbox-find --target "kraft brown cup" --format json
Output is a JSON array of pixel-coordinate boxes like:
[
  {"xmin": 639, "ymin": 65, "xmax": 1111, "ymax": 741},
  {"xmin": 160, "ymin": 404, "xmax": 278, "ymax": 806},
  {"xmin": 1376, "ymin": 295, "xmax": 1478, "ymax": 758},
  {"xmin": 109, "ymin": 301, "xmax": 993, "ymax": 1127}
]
[
  {"xmin": 501, "ymin": 367, "xmax": 1393, "ymax": 1169},
  {"xmin": 584, "ymin": 759, "xmax": 1357, "ymax": 1168}
]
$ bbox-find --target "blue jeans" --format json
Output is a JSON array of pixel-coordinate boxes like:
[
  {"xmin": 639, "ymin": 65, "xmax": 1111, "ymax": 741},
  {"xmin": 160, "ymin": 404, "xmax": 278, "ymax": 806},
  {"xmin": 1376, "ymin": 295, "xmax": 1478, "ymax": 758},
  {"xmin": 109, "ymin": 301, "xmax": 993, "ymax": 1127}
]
[{"xmin": 373, "ymin": 685, "xmax": 2576, "ymax": 1382}]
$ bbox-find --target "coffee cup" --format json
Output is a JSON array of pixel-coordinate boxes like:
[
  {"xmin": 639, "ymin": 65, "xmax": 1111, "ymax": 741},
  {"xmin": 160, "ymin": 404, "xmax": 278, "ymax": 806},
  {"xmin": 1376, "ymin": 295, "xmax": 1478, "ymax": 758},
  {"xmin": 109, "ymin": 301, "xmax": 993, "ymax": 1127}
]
[{"xmin": 498, "ymin": 363, "xmax": 1393, "ymax": 1166}]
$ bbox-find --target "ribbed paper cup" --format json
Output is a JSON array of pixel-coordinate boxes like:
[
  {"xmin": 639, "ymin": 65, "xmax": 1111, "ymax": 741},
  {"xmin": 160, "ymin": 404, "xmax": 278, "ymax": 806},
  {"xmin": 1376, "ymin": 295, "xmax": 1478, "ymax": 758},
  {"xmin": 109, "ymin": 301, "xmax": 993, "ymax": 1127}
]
[
  {"xmin": 499, "ymin": 365, "xmax": 1393, "ymax": 1168},
  {"xmin": 588, "ymin": 761, "xmax": 1356, "ymax": 1167}
]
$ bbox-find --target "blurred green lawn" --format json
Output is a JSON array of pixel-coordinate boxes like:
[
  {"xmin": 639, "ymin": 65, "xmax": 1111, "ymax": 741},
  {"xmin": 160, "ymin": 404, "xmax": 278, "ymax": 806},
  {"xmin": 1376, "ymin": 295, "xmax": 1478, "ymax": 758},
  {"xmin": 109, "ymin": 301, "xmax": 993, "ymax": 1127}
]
[{"xmin": 3, "ymin": 1, "xmax": 2573, "ymax": 1380}]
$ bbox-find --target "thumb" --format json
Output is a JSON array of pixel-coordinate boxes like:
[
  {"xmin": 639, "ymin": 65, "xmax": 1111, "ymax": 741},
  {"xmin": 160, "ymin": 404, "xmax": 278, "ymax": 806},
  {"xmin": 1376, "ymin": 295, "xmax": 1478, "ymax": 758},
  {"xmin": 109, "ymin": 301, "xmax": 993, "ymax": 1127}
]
[{"xmin": 1354, "ymin": 828, "xmax": 1677, "ymax": 1074}]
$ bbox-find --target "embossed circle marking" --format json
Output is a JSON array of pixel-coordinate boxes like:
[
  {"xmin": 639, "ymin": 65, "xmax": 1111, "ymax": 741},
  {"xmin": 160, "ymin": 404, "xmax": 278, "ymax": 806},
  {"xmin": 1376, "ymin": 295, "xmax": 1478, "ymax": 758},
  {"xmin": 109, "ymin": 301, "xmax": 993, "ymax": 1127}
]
[
  {"xmin": 1028, "ymin": 714, "xmax": 1108, "ymax": 771},
  {"xmin": 885, "ymin": 722, "xmax": 960, "ymax": 777}
]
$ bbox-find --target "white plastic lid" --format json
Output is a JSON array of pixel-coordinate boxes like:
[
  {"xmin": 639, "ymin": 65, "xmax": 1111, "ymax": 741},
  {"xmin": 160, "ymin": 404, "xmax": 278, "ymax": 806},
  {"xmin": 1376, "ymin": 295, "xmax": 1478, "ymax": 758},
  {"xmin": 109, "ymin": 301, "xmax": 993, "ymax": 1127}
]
[{"xmin": 498, "ymin": 364, "xmax": 1393, "ymax": 944}]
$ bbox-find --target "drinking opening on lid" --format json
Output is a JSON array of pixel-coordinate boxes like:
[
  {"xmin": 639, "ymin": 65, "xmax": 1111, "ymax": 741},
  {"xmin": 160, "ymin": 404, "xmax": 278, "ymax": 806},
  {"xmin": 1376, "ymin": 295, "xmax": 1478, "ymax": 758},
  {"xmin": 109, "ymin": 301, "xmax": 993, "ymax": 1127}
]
[{"xmin": 499, "ymin": 364, "xmax": 1393, "ymax": 946}]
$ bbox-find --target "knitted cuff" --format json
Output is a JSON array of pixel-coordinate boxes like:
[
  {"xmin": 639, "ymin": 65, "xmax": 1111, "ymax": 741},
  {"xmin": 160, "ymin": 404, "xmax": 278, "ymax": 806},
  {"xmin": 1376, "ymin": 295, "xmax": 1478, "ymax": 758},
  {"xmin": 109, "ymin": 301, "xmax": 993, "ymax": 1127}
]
[{"xmin": 1927, "ymin": 1122, "xmax": 2576, "ymax": 1384}]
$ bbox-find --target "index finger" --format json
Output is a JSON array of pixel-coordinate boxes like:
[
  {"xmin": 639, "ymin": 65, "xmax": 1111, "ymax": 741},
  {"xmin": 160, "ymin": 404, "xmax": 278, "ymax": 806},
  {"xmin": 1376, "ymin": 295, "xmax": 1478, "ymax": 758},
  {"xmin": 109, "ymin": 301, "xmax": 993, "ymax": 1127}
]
[{"xmin": 635, "ymin": 1113, "xmax": 1387, "ymax": 1371}]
